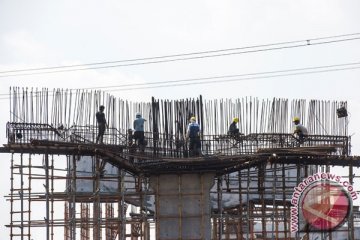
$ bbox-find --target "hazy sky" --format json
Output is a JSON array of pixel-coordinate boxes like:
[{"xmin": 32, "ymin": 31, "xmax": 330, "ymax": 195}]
[{"xmin": 1, "ymin": 1, "xmax": 360, "ymax": 239}]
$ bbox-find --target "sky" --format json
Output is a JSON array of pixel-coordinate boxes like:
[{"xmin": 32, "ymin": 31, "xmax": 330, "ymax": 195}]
[{"xmin": 0, "ymin": 1, "xmax": 360, "ymax": 239}]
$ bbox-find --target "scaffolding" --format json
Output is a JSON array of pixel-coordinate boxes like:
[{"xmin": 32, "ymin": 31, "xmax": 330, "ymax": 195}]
[{"xmin": 2, "ymin": 88, "xmax": 360, "ymax": 239}]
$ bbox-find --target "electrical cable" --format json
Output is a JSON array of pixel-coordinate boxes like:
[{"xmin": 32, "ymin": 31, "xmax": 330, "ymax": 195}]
[
  {"xmin": 54, "ymin": 65, "xmax": 360, "ymax": 92},
  {"xmin": 0, "ymin": 62, "xmax": 359, "ymax": 100},
  {"xmin": 0, "ymin": 33, "xmax": 359, "ymax": 78},
  {"xmin": 1, "ymin": 61, "xmax": 360, "ymax": 95}
]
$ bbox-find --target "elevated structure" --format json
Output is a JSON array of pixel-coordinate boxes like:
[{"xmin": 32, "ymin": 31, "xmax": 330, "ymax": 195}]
[{"xmin": 1, "ymin": 88, "xmax": 360, "ymax": 239}]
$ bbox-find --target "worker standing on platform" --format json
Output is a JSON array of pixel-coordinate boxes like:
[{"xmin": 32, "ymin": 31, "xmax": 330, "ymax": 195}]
[
  {"xmin": 292, "ymin": 117, "xmax": 308, "ymax": 144},
  {"xmin": 96, "ymin": 105, "xmax": 108, "ymax": 144},
  {"xmin": 133, "ymin": 112, "xmax": 147, "ymax": 151},
  {"xmin": 186, "ymin": 116, "xmax": 201, "ymax": 157}
]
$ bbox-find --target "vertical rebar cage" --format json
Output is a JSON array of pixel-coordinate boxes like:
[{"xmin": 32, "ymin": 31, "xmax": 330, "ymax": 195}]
[{"xmin": 4, "ymin": 87, "xmax": 359, "ymax": 239}]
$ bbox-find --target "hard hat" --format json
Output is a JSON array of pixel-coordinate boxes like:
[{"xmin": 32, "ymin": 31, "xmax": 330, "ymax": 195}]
[
  {"xmin": 136, "ymin": 112, "xmax": 141, "ymax": 118},
  {"xmin": 293, "ymin": 117, "xmax": 300, "ymax": 122},
  {"xmin": 190, "ymin": 116, "xmax": 196, "ymax": 122},
  {"xmin": 233, "ymin": 117, "xmax": 239, "ymax": 123}
]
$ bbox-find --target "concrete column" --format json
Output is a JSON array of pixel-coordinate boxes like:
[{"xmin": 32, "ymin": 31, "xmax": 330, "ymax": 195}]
[{"xmin": 150, "ymin": 173, "xmax": 215, "ymax": 240}]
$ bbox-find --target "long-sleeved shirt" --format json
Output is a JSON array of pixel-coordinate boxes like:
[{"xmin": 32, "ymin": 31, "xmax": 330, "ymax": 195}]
[
  {"xmin": 294, "ymin": 123, "xmax": 308, "ymax": 135},
  {"xmin": 228, "ymin": 122, "xmax": 238, "ymax": 134},
  {"xmin": 133, "ymin": 117, "xmax": 146, "ymax": 132},
  {"xmin": 186, "ymin": 122, "xmax": 200, "ymax": 138}
]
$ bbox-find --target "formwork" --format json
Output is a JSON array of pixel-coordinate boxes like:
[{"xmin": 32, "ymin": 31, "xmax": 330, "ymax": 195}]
[{"xmin": 1, "ymin": 88, "xmax": 360, "ymax": 239}]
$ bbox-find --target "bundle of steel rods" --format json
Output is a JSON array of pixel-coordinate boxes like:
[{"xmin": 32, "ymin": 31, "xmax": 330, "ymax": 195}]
[{"xmin": 9, "ymin": 87, "xmax": 348, "ymax": 139}]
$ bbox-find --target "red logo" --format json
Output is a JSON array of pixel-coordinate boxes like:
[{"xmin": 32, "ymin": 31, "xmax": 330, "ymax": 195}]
[{"xmin": 300, "ymin": 181, "xmax": 351, "ymax": 231}]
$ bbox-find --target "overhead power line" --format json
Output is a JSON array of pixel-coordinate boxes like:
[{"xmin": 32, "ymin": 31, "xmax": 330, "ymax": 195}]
[
  {"xmin": 0, "ymin": 33, "xmax": 360, "ymax": 78},
  {"xmin": 102, "ymin": 65, "xmax": 360, "ymax": 92},
  {"xmin": 1, "ymin": 61, "xmax": 359, "ymax": 99}
]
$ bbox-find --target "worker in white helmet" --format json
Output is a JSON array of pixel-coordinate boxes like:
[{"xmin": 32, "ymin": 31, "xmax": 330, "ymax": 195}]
[{"xmin": 186, "ymin": 116, "xmax": 201, "ymax": 157}]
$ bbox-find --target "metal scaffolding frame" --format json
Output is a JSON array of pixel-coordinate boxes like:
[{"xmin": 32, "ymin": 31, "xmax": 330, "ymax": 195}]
[{"xmin": 2, "ymin": 88, "xmax": 360, "ymax": 239}]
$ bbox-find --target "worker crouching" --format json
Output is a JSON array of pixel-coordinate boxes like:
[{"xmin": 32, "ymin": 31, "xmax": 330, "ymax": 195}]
[{"xmin": 293, "ymin": 117, "xmax": 308, "ymax": 144}]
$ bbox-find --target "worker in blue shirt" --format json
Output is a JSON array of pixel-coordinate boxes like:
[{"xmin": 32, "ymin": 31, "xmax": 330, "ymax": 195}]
[
  {"xmin": 133, "ymin": 113, "xmax": 147, "ymax": 150},
  {"xmin": 186, "ymin": 116, "xmax": 201, "ymax": 157}
]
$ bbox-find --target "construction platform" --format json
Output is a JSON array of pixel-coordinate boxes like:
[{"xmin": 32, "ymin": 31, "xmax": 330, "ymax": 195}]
[
  {"xmin": 2, "ymin": 89, "xmax": 360, "ymax": 239},
  {"xmin": 2, "ymin": 122, "xmax": 360, "ymax": 174},
  {"xmin": 2, "ymin": 122, "xmax": 360, "ymax": 240}
]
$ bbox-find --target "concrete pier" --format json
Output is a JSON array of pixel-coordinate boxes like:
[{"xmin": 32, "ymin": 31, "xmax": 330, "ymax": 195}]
[{"xmin": 150, "ymin": 173, "xmax": 215, "ymax": 240}]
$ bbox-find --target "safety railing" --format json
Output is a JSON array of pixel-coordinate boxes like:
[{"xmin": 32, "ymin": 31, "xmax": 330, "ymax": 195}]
[
  {"xmin": 6, "ymin": 122, "xmax": 127, "ymax": 146},
  {"xmin": 6, "ymin": 122, "xmax": 349, "ymax": 158},
  {"xmin": 129, "ymin": 132, "xmax": 349, "ymax": 161}
]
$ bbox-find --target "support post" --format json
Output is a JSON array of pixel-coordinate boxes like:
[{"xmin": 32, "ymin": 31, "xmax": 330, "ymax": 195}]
[
  {"xmin": 45, "ymin": 153, "xmax": 50, "ymax": 240},
  {"xmin": 150, "ymin": 173, "xmax": 215, "ymax": 240}
]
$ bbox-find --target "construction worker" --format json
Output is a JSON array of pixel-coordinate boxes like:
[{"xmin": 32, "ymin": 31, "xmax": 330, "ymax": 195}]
[
  {"xmin": 228, "ymin": 117, "xmax": 240, "ymax": 136},
  {"xmin": 133, "ymin": 112, "xmax": 147, "ymax": 151},
  {"xmin": 293, "ymin": 117, "xmax": 308, "ymax": 144},
  {"xmin": 228, "ymin": 117, "xmax": 244, "ymax": 143},
  {"xmin": 96, "ymin": 105, "xmax": 108, "ymax": 144},
  {"xmin": 186, "ymin": 116, "xmax": 201, "ymax": 157}
]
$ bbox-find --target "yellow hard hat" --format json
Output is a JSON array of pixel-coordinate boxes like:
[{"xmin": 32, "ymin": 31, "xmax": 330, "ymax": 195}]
[
  {"xmin": 233, "ymin": 117, "xmax": 239, "ymax": 123},
  {"xmin": 293, "ymin": 117, "xmax": 300, "ymax": 122},
  {"xmin": 190, "ymin": 116, "xmax": 196, "ymax": 121}
]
